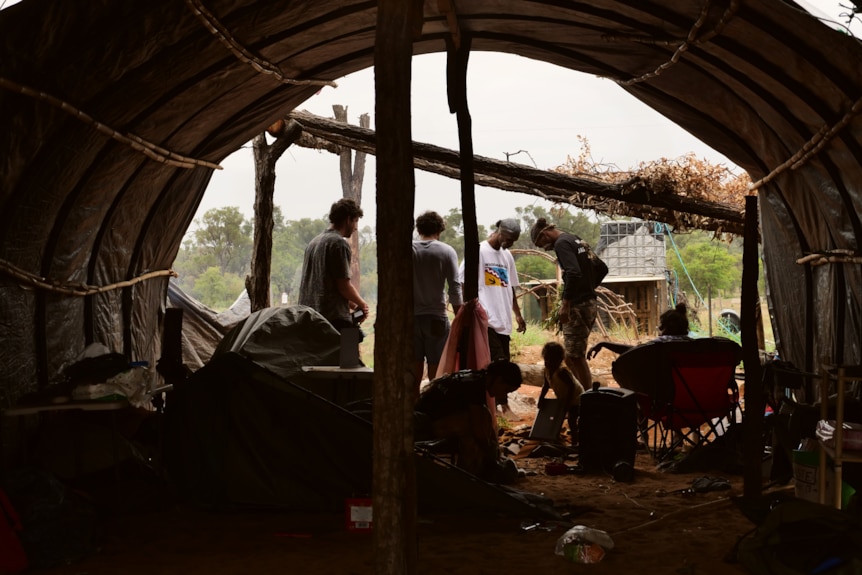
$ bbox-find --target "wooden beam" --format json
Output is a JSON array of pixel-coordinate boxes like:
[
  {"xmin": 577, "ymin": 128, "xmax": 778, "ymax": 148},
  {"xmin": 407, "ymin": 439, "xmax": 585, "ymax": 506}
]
[{"xmin": 288, "ymin": 110, "xmax": 746, "ymax": 236}]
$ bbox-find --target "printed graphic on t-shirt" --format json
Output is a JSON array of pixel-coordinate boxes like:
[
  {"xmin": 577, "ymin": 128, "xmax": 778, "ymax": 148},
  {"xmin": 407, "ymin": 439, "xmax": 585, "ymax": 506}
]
[{"xmin": 483, "ymin": 263, "xmax": 510, "ymax": 287}]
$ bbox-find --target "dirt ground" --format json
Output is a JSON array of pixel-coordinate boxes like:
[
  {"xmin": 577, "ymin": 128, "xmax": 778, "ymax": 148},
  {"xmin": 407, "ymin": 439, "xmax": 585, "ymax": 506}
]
[{"xmin": 33, "ymin": 338, "xmax": 779, "ymax": 575}]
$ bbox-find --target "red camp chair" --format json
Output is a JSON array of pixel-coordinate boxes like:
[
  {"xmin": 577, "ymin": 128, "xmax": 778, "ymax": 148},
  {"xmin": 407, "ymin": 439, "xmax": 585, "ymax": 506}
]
[{"xmin": 612, "ymin": 337, "xmax": 743, "ymax": 462}]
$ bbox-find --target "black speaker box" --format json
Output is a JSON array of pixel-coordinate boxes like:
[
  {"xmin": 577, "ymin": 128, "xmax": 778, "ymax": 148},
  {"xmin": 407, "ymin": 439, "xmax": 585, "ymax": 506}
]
[{"xmin": 579, "ymin": 386, "xmax": 637, "ymax": 477}]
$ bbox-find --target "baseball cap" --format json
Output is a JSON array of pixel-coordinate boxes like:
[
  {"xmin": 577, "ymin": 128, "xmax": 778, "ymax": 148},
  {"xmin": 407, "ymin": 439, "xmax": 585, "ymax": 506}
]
[{"xmin": 497, "ymin": 218, "xmax": 521, "ymax": 235}]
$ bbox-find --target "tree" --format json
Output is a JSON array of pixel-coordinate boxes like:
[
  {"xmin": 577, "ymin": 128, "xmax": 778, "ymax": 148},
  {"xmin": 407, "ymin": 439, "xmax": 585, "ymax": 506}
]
[
  {"xmin": 192, "ymin": 267, "xmax": 246, "ymax": 310},
  {"xmin": 193, "ymin": 207, "xmax": 252, "ymax": 277},
  {"xmin": 516, "ymin": 254, "xmax": 556, "ymax": 281},
  {"xmin": 439, "ymin": 207, "xmax": 487, "ymax": 262},
  {"xmin": 248, "ymin": 122, "xmax": 303, "ymax": 311},
  {"xmin": 334, "ymin": 105, "xmax": 369, "ymax": 297},
  {"xmin": 669, "ymin": 239, "xmax": 741, "ymax": 302},
  {"xmin": 358, "ymin": 224, "xmax": 378, "ymax": 303}
]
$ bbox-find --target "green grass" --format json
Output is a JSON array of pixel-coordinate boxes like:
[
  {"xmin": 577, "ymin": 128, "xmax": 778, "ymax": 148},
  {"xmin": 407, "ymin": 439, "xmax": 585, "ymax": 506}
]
[{"xmin": 511, "ymin": 321, "xmax": 558, "ymax": 360}]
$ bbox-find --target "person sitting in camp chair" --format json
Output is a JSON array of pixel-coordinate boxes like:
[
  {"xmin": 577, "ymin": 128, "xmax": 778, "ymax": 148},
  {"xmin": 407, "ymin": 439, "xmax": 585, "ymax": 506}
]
[
  {"xmin": 538, "ymin": 341, "xmax": 585, "ymax": 446},
  {"xmin": 584, "ymin": 303, "xmax": 693, "ymax": 453},
  {"xmin": 414, "ymin": 359, "xmax": 522, "ymax": 482},
  {"xmin": 586, "ymin": 303, "xmax": 692, "ymax": 360}
]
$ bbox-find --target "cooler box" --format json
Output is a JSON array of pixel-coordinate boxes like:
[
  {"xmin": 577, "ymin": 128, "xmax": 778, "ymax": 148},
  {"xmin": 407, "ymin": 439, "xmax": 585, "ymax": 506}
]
[{"xmin": 579, "ymin": 386, "xmax": 637, "ymax": 474}]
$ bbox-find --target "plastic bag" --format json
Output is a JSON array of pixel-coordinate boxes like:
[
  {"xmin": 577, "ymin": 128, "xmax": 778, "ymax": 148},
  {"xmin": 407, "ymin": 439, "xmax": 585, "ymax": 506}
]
[{"xmin": 554, "ymin": 525, "xmax": 614, "ymax": 563}]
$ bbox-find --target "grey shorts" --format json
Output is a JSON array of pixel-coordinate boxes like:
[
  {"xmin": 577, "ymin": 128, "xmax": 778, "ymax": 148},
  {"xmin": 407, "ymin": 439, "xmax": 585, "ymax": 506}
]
[
  {"xmin": 562, "ymin": 299, "xmax": 598, "ymax": 358},
  {"xmin": 414, "ymin": 315, "xmax": 450, "ymax": 364}
]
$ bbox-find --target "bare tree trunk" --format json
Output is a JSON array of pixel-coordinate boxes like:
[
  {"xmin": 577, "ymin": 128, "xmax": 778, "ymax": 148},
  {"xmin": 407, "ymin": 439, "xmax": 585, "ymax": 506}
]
[
  {"xmin": 334, "ymin": 105, "xmax": 369, "ymax": 294},
  {"xmin": 247, "ymin": 120, "xmax": 302, "ymax": 312},
  {"xmin": 373, "ymin": 0, "xmax": 422, "ymax": 573}
]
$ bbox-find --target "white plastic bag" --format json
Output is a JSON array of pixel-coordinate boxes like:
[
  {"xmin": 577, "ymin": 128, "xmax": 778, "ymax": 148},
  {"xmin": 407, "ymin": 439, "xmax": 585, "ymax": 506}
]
[{"xmin": 554, "ymin": 525, "xmax": 614, "ymax": 563}]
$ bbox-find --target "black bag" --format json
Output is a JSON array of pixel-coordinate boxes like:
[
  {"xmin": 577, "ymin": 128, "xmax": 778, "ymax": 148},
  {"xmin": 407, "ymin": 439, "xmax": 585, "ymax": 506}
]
[
  {"xmin": 579, "ymin": 239, "xmax": 608, "ymax": 288},
  {"xmin": 590, "ymin": 253, "xmax": 608, "ymax": 287}
]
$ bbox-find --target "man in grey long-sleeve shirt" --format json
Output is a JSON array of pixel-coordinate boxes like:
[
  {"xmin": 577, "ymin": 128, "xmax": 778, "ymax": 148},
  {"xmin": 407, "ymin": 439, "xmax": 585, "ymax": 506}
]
[{"xmin": 412, "ymin": 211, "xmax": 463, "ymax": 391}]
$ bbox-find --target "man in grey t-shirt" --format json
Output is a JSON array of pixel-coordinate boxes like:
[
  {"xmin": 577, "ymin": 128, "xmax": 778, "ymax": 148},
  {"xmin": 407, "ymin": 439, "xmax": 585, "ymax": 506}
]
[
  {"xmin": 299, "ymin": 198, "xmax": 369, "ymax": 331},
  {"xmin": 412, "ymin": 211, "xmax": 463, "ymax": 391}
]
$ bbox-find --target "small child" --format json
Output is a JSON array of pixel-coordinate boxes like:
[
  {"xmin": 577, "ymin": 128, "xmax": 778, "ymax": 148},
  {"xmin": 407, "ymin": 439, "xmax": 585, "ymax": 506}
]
[{"xmin": 540, "ymin": 341, "xmax": 585, "ymax": 445}]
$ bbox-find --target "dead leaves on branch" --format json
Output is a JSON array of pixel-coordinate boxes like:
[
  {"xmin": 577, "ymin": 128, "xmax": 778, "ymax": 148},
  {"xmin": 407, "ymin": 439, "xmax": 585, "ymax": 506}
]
[{"xmin": 552, "ymin": 137, "xmax": 750, "ymax": 238}]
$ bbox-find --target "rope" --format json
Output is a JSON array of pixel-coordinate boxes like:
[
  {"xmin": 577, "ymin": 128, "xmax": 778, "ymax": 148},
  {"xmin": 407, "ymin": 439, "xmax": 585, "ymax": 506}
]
[
  {"xmin": 186, "ymin": 0, "xmax": 337, "ymax": 88},
  {"xmin": 617, "ymin": 0, "xmax": 739, "ymax": 87},
  {"xmin": 663, "ymin": 224, "xmax": 706, "ymax": 308},
  {"xmin": 0, "ymin": 77, "xmax": 222, "ymax": 170},
  {"xmin": 0, "ymin": 258, "xmax": 177, "ymax": 296},
  {"xmin": 749, "ymin": 95, "xmax": 862, "ymax": 191}
]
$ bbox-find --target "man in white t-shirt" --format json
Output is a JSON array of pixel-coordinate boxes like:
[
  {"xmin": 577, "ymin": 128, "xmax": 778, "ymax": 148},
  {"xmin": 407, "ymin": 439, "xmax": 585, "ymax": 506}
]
[{"xmin": 460, "ymin": 218, "xmax": 526, "ymax": 412}]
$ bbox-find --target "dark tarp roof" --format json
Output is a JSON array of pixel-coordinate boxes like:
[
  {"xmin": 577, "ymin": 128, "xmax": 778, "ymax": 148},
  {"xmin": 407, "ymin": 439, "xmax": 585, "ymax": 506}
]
[{"xmin": 1, "ymin": 0, "xmax": 862, "ymax": 398}]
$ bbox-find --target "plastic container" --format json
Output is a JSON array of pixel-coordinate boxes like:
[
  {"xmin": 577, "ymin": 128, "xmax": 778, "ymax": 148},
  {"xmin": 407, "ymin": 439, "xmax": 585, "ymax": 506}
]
[{"xmin": 554, "ymin": 525, "xmax": 614, "ymax": 563}]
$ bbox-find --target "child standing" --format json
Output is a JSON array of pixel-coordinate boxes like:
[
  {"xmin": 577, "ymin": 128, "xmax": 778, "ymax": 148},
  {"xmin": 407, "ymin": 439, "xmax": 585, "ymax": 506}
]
[{"xmin": 540, "ymin": 341, "xmax": 585, "ymax": 445}]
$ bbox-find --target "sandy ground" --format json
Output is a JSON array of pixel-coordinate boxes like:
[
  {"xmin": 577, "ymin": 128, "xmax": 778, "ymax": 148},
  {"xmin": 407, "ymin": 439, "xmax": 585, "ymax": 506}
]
[{"xmin": 32, "ymin": 340, "xmax": 777, "ymax": 575}]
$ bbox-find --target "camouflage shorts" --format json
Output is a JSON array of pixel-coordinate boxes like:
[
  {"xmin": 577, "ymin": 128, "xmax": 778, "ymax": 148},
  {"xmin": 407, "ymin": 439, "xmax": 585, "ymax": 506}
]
[{"xmin": 562, "ymin": 299, "xmax": 598, "ymax": 358}]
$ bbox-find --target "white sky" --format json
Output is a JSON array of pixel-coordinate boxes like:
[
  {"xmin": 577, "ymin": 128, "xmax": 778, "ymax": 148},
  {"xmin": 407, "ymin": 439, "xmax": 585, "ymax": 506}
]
[
  {"xmin": 204, "ymin": 52, "xmax": 739, "ymax": 230},
  {"xmin": 196, "ymin": 0, "xmax": 861, "ymax": 230}
]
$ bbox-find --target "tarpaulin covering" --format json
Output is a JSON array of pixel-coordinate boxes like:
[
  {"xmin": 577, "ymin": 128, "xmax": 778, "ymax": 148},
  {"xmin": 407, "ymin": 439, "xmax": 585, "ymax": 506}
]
[
  {"xmin": 1, "ymin": 0, "xmax": 861, "ymax": 407},
  {"xmin": 166, "ymin": 350, "xmax": 556, "ymax": 516}
]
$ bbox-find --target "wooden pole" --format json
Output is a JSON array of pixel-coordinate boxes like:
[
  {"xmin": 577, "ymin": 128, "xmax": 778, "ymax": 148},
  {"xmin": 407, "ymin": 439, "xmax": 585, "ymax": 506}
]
[
  {"xmin": 248, "ymin": 122, "xmax": 301, "ymax": 312},
  {"xmin": 446, "ymin": 33, "xmax": 477, "ymax": 301},
  {"xmin": 741, "ymin": 194, "xmax": 765, "ymax": 501},
  {"xmin": 373, "ymin": 1, "xmax": 421, "ymax": 573}
]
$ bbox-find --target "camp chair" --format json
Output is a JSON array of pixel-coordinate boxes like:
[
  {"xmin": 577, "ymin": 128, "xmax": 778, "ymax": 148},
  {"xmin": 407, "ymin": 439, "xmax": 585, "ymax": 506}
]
[{"xmin": 611, "ymin": 337, "xmax": 743, "ymax": 462}]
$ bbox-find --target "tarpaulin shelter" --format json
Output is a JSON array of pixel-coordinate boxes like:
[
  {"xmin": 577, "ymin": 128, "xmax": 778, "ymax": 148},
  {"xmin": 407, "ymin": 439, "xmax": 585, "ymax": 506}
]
[
  {"xmin": 3, "ymin": 0, "xmax": 862, "ymax": 535},
  {"xmin": 2, "ymin": 0, "xmax": 862, "ymax": 399}
]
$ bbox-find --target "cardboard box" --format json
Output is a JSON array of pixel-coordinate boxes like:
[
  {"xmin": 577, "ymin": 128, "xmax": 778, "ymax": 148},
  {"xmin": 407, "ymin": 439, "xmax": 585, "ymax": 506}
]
[
  {"xmin": 792, "ymin": 449, "xmax": 823, "ymax": 503},
  {"xmin": 792, "ymin": 448, "xmax": 856, "ymax": 507},
  {"xmin": 345, "ymin": 498, "xmax": 372, "ymax": 531}
]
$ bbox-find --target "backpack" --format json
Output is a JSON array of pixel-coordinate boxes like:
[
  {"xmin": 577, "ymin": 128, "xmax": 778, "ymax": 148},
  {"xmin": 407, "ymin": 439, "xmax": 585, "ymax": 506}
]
[
  {"xmin": 578, "ymin": 239, "xmax": 608, "ymax": 288},
  {"xmin": 0, "ymin": 486, "xmax": 28, "ymax": 574}
]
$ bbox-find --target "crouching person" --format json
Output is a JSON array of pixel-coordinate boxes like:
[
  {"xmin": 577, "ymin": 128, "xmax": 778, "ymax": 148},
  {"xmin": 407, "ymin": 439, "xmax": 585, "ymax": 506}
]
[{"xmin": 415, "ymin": 359, "xmax": 522, "ymax": 482}]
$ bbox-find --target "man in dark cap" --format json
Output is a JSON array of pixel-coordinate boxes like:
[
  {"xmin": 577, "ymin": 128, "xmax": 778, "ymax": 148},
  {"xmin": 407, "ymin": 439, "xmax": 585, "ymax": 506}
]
[
  {"xmin": 530, "ymin": 217, "xmax": 603, "ymax": 390},
  {"xmin": 459, "ymin": 218, "xmax": 527, "ymax": 413}
]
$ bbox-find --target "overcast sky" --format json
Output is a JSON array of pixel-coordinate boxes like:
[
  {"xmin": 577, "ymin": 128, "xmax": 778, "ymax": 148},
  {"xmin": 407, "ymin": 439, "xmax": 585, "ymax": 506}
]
[
  {"xmin": 196, "ymin": 0, "xmax": 860, "ymax": 231},
  {"xmin": 204, "ymin": 52, "xmax": 740, "ymax": 230}
]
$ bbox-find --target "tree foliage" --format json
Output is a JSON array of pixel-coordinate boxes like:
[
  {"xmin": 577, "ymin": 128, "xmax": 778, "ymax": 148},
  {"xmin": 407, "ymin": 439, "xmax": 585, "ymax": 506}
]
[
  {"xmin": 667, "ymin": 232, "xmax": 742, "ymax": 301},
  {"xmin": 175, "ymin": 204, "xmax": 747, "ymax": 313},
  {"xmin": 175, "ymin": 207, "xmax": 379, "ymax": 309},
  {"xmin": 193, "ymin": 207, "xmax": 252, "ymax": 275}
]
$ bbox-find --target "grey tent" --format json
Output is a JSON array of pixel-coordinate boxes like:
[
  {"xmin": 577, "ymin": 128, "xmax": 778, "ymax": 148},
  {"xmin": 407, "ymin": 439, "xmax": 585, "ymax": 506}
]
[
  {"xmin": 166, "ymin": 351, "xmax": 556, "ymax": 517},
  {"xmin": 164, "ymin": 307, "xmax": 556, "ymax": 517}
]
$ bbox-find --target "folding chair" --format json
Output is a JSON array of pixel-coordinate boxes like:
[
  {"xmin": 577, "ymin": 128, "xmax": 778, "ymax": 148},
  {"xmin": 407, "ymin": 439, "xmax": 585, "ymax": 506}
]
[{"xmin": 612, "ymin": 337, "xmax": 742, "ymax": 462}]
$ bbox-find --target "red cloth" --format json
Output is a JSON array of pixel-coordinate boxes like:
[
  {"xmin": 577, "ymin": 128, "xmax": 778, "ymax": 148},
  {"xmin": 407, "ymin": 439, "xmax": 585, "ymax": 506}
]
[
  {"xmin": 438, "ymin": 298, "xmax": 490, "ymax": 374},
  {"xmin": 0, "ymin": 487, "xmax": 28, "ymax": 574},
  {"xmin": 438, "ymin": 299, "xmax": 497, "ymax": 430}
]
